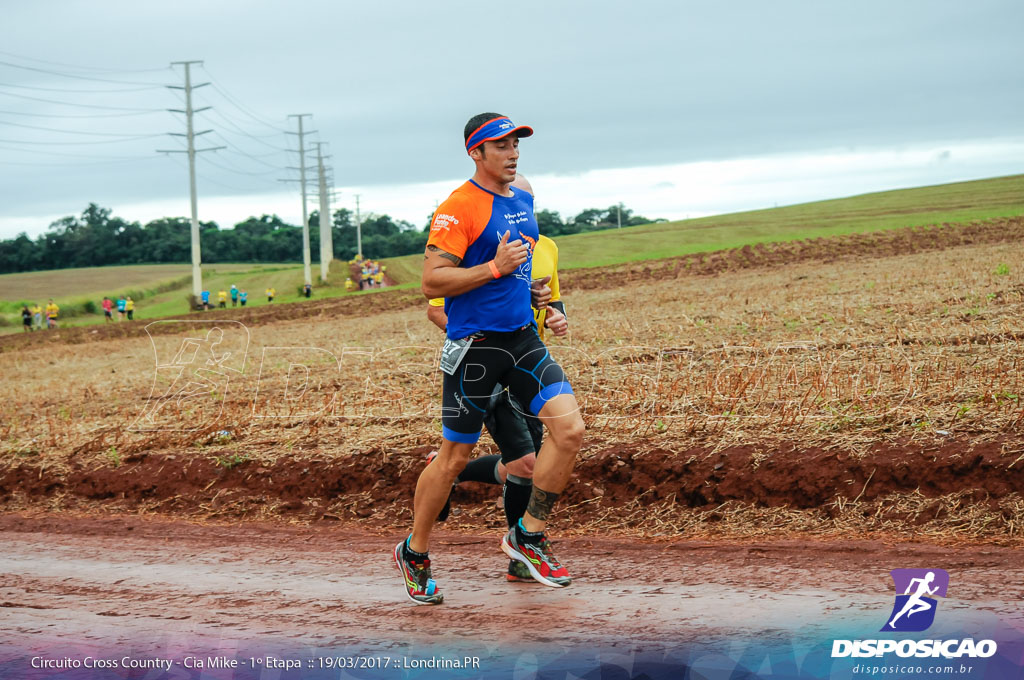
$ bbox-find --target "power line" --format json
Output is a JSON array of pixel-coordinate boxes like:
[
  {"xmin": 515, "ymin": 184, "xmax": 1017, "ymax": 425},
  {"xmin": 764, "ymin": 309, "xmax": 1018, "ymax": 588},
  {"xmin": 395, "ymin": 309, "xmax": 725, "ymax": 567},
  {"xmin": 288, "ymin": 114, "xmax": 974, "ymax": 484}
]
[
  {"xmin": 210, "ymin": 136, "xmax": 286, "ymax": 158},
  {"xmin": 2, "ymin": 155, "xmax": 162, "ymax": 168},
  {"xmin": 198, "ymin": 65, "xmax": 285, "ymax": 133},
  {"xmin": 0, "ymin": 49, "xmax": 171, "ymax": 74},
  {"xmin": 0, "ymin": 134, "xmax": 162, "ymax": 145},
  {"xmin": 163, "ymin": 152, "xmax": 267, "ymax": 195},
  {"xmin": 0, "ymin": 89, "xmax": 162, "ymax": 111},
  {"xmin": 0, "ymin": 142, "xmax": 152, "ymax": 160},
  {"xmin": 0, "ymin": 119, "xmax": 163, "ymax": 137},
  {"xmin": 207, "ymin": 130, "xmax": 288, "ymax": 168},
  {"xmin": 0, "ymin": 59, "xmax": 167, "ymax": 87},
  {"xmin": 198, "ymin": 98, "xmax": 291, "ymax": 153},
  {"xmin": 0, "ymin": 107, "xmax": 163, "ymax": 119},
  {"xmin": 202, "ymin": 106, "xmax": 284, "ymax": 139},
  {"xmin": 0, "ymin": 80, "xmax": 164, "ymax": 93},
  {"xmin": 200, "ymin": 154, "xmax": 281, "ymax": 178}
]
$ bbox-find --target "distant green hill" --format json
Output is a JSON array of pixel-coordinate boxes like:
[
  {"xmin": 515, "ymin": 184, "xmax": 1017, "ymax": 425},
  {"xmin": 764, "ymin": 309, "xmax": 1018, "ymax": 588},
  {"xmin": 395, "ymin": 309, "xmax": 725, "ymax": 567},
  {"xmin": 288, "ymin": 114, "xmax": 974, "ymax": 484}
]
[
  {"xmin": 382, "ymin": 173, "xmax": 1024, "ymax": 275},
  {"xmin": 0, "ymin": 262, "xmax": 357, "ymax": 332},
  {"xmin": 3, "ymin": 174, "xmax": 1022, "ymax": 333}
]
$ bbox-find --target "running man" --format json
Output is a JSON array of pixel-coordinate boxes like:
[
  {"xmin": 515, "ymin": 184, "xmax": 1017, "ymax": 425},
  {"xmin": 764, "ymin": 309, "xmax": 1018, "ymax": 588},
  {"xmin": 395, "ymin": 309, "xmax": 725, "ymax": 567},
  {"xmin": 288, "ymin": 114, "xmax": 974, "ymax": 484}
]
[
  {"xmin": 888, "ymin": 571, "xmax": 940, "ymax": 629},
  {"xmin": 394, "ymin": 113, "xmax": 584, "ymax": 605},
  {"xmin": 266, "ymin": 287, "xmax": 276, "ymax": 303},
  {"xmin": 230, "ymin": 284, "xmax": 239, "ymax": 307},
  {"xmin": 426, "ymin": 178, "xmax": 569, "ymax": 583},
  {"xmin": 102, "ymin": 296, "xmax": 113, "ymax": 323},
  {"xmin": 125, "ymin": 296, "xmax": 135, "ymax": 321},
  {"xmin": 218, "ymin": 290, "xmax": 228, "ymax": 309}
]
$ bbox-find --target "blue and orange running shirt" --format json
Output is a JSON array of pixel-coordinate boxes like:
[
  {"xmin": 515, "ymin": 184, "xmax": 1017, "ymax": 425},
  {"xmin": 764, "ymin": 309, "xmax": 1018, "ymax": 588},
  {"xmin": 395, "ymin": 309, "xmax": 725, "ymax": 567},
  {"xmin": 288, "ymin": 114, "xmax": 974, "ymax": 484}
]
[{"xmin": 427, "ymin": 180, "xmax": 540, "ymax": 339}]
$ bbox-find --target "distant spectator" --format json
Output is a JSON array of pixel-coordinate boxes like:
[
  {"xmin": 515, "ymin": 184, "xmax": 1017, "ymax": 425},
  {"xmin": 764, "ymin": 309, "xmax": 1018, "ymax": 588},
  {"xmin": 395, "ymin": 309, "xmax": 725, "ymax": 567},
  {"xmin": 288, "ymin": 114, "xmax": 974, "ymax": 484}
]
[
  {"xmin": 201, "ymin": 290, "xmax": 210, "ymax": 310},
  {"xmin": 266, "ymin": 287, "xmax": 276, "ymax": 303},
  {"xmin": 345, "ymin": 277, "xmax": 355, "ymax": 292},
  {"xmin": 374, "ymin": 270, "xmax": 384, "ymax": 287},
  {"xmin": 125, "ymin": 296, "xmax": 135, "ymax": 321},
  {"xmin": 218, "ymin": 289, "xmax": 228, "ymax": 308},
  {"xmin": 102, "ymin": 296, "xmax": 113, "ymax": 323},
  {"xmin": 21, "ymin": 305, "xmax": 32, "ymax": 332},
  {"xmin": 45, "ymin": 299, "xmax": 59, "ymax": 329},
  {"xmin": 239, "ymin": 290, "xmax": 248, "ymax": 307},
  {"xmin": 230, "ymin": 284, "xmax": 239, "ymax": 307},
  {"xmin": 30, "ymin": 302, "xmax": 42, "ymax": 330},
  {"xmin": 303, "ymin": 282, "xmax": 312, "ymax": 298},
  {"xmin": 116, "ymin": 295, "xmax": 127, "ymax": 320}
]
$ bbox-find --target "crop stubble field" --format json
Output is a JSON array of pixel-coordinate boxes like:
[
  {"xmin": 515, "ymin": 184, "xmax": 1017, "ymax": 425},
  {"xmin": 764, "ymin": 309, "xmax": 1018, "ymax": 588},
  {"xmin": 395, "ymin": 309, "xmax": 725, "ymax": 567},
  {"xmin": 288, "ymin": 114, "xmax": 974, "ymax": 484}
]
[{"xmin": 1, "ymin": 217, "xmax": 1023, "ymax": 546}]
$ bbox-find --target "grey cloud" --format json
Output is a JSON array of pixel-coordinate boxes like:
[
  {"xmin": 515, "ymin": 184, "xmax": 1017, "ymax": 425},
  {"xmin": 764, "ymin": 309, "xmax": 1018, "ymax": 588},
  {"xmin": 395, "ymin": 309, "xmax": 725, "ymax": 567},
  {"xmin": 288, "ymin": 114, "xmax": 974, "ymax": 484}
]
[{"xmin": 1, "ymin": 0, "xmax": 1022, "ymax": 235}]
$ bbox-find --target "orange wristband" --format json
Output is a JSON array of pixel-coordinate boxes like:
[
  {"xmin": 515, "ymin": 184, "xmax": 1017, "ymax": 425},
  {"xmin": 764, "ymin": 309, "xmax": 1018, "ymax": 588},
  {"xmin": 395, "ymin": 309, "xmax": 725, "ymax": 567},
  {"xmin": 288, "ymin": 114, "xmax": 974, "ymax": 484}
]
[{"xmin": 488, "ymin": 260, "xmax": 501, "ymax": 278}]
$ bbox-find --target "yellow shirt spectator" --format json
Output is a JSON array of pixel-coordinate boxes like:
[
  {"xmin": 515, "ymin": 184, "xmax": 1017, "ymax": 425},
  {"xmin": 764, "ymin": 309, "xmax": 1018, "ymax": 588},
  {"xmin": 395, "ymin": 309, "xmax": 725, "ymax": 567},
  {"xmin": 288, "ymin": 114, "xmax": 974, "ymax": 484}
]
[
  {"xmin": 46, "ymin": 302, "xmax": 59, "ymax": 319},
  {"xmin": 529, "ymin": 235, "xmax": 560, "ymax": 337},
  {"xmin": 125, "ymin": 298, "xmax": 135, "ymax": 311}
]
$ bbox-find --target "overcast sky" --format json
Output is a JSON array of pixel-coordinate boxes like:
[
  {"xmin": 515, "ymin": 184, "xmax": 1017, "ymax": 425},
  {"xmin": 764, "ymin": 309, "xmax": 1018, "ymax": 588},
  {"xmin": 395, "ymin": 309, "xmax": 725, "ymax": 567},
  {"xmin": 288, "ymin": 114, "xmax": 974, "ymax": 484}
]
[{"xmin": 1, "ymin": 0, "xmax": 1022, "ymax": 239}]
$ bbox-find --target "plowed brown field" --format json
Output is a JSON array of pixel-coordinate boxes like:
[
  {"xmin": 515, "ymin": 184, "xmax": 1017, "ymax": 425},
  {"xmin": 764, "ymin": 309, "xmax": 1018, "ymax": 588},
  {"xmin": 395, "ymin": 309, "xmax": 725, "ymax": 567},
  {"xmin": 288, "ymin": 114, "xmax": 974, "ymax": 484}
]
[
  {"xmin": 3, "ymin": 217, "xmax": 1023, "ymax": 543},
  {"xmin": 3, "ymin": 217, "xmax": 1024, "ymax": 676}
]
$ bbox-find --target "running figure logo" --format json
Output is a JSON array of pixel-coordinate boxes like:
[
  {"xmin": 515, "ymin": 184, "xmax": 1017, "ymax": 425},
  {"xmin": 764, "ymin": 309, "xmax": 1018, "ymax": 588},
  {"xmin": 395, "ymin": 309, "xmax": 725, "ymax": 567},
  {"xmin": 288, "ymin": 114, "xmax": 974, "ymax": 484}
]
[
  {"xmin": 512, "ymin": 229, "xmax": 535, "ymax": 284},
  {"xmin": 881, "ymin": 568, "xmax": 949, "ymax": 632},
  {"xmin": 132, "ymin": 320, "xmax": 250, "ymax": 432}
]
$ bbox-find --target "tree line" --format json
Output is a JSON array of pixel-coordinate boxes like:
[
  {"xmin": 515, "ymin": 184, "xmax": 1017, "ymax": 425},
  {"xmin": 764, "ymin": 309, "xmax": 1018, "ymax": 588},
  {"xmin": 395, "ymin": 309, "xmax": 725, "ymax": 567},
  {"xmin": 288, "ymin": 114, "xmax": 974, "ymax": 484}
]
[{"xmin": 0, "ymin": 203, "xmax": 662, "ymax": 274}]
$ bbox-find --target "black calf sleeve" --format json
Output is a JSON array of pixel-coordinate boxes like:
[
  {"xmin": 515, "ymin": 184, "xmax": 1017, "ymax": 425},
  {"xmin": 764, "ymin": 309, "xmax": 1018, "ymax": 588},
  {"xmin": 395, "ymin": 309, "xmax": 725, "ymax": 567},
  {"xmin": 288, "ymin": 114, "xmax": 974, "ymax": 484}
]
[
  {"xmin": 456, "ymin": 454, "xmax": 502, "ymax": 484},
  {"xmin": 503, "ymin": 475, "xmax": 533, "ymax": 529}
]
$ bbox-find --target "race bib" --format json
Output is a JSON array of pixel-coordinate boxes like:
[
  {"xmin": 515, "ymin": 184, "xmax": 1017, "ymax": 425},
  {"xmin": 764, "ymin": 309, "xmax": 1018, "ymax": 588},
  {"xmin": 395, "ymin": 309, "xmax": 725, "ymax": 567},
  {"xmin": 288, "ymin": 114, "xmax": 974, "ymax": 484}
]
[{"xmin": 439, "ymin": 336, "xmax": 473, "ymax": 375}]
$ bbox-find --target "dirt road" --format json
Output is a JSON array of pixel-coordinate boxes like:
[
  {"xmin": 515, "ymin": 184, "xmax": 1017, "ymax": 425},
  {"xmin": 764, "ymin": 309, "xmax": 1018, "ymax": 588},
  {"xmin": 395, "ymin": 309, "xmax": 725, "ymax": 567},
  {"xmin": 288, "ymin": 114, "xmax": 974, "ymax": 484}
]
[{"xmin": 2, "ymin": 515, "xmax": 1022, "ymax": 678}]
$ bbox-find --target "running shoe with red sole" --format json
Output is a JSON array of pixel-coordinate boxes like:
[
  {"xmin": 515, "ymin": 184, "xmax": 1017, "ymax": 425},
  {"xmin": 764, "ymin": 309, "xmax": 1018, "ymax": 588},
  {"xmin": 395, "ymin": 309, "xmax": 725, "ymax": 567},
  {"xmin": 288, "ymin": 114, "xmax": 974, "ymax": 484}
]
[
  {"xmin": 505, "ymin": 559, "xmax": 539, "ymax": 583},
  {"xmin": 393, "ymin": 539, "xmax": 443, "ymax": 605},
  {"xmin": 501, "ymin": 526, "xmax": 572, "ymax": 588}
]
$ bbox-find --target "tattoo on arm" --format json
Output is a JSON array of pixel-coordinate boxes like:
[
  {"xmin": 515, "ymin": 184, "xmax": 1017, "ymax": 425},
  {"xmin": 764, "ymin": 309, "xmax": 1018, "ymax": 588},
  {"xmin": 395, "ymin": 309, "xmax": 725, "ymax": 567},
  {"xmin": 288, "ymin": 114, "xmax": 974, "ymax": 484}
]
[
  {"xmin": 426, "ymin": 244, "xmax": 461, "ymax": 265},
  {"xmin": 526, "ymin": 486, "xmax": 561, "ymax": 521}
]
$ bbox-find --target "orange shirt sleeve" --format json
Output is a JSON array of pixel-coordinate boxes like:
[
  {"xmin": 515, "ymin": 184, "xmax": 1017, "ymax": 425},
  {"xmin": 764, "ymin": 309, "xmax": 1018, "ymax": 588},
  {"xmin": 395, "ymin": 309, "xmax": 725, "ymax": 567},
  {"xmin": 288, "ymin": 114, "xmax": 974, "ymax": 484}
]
[
  {"xmin": 426, "ymin": 188, "xmax": 490, "ymax": 261},
  {"xmin": 427, "ymin": 197, "xmax": 473, "ymax": 259}
]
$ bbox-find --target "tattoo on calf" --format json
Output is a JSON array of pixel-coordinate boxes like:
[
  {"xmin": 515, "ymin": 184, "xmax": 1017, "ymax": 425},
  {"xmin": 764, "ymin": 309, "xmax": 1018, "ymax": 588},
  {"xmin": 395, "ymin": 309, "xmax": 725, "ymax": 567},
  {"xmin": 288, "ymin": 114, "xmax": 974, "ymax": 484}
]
[
  {"xmin": 526, "ymin": 486, "xmax": 561, "ymax": 521},
  {"xmin": 426, "ymin": 244, "xmax": 461, "ymax": 265}
]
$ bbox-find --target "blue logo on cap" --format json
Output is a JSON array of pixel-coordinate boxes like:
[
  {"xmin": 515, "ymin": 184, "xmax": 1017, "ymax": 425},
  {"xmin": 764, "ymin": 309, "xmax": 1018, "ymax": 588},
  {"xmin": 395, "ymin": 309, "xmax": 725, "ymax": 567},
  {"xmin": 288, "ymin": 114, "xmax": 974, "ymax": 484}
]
[{"xmin": 881, "ymin": 568, "xmax": 949, "ymax": 632}]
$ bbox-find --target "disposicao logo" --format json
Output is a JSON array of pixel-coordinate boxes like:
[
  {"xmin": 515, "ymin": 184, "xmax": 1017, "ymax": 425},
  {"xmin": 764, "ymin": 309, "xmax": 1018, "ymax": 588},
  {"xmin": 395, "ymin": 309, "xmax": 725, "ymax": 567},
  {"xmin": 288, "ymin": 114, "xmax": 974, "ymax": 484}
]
[
  {"xmin": 831, "ymin": 568, "xmax": 998, "ymax": 659},
  {"xmin": 882, "ymin": 568, "xmax": 948, "ymax": 632}
]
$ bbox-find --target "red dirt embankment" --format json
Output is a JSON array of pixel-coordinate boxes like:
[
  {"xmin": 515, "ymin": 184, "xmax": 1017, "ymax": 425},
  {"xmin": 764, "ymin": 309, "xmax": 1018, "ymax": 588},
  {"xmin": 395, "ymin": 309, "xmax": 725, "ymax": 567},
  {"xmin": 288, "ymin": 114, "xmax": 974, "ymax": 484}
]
[{"xmin": 3, "ymin": 435, "xmax": 1022, "ymax": 539}]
